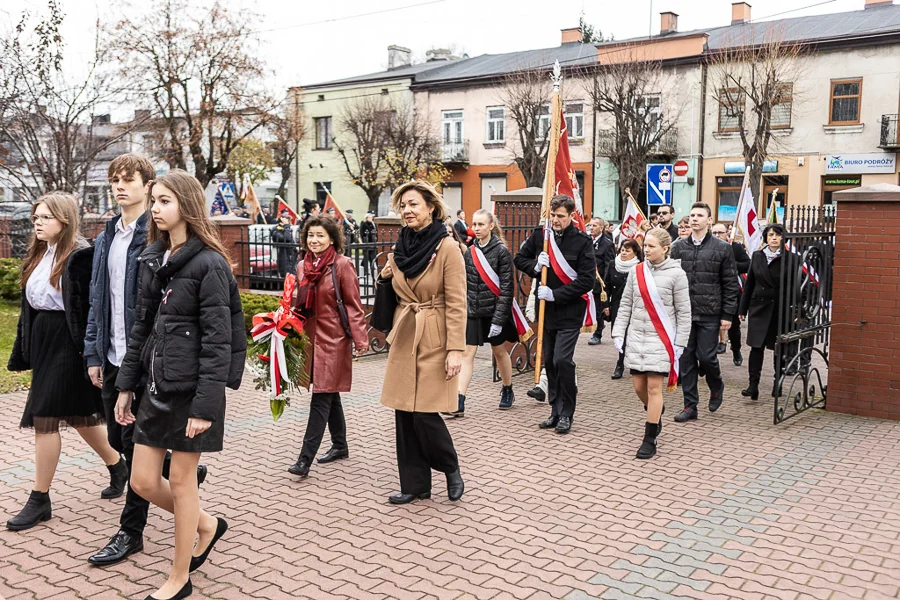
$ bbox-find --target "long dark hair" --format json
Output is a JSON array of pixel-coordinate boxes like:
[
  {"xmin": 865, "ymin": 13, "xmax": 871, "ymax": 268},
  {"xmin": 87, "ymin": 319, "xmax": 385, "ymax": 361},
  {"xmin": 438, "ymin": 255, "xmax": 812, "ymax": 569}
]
[{"xmin": 149, "ymin": 170, "xmax": 233, "ymax": 269}]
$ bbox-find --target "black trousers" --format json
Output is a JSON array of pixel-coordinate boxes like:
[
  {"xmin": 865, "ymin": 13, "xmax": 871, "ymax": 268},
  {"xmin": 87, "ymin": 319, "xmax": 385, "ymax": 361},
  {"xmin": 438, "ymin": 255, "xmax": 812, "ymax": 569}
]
[
  {"xmin": 101, "ymin": 362, "xmax": 165, "ymax": 538},
  {"xmin": 544, "ymin": 328, "xmax": 580, "ymax": 419},
  {"xmin": 591, "ymin": 293, "xmax": 605, "ymax": 340},
  {"xmin": 748, "ymin": 347, "xmax": 767, "ymax": 384},
  {"xmin": 679, "ymin": 320, "xmax": 724, "ymax": 410},
  {"xmin": 727, "ymin": 319, "xmax": 742, "ymax": 353},
  {"xmin": 300, "ymin": 392, "xmax": 347, "ymax": 463},
  {"xmin": 395, "ymin": 410, "xmax": 458, "ymax": 495}
]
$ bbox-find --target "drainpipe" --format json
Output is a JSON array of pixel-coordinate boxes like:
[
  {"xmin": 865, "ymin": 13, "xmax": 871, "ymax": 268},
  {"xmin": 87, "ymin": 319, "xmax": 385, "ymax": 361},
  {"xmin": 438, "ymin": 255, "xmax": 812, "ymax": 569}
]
[
  {"xmin": 590, "ymin": 69, "xmax": 598, "ymax": 218},
  {"xmin": 696, "ymin": 61, "xmax": 708, "ymax": 207}
]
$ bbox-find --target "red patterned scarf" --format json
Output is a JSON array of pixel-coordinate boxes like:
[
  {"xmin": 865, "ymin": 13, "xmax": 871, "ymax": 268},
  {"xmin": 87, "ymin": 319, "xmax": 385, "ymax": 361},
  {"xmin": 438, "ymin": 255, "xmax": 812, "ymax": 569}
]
[{"xmin": 295, "ymin": 245, "xmax": 336, "ymax": 314}]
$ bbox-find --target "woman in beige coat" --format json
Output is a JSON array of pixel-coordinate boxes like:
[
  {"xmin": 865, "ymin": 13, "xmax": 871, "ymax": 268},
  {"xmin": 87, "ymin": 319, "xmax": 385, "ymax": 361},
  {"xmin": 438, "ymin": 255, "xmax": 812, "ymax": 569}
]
[
  {"xmin": 379, "ymin": 180, "xmax": 467, "ymax": 505},
  {"xmin": 612, "ymin": 229, "xmax": 691, "ymax": 460}
]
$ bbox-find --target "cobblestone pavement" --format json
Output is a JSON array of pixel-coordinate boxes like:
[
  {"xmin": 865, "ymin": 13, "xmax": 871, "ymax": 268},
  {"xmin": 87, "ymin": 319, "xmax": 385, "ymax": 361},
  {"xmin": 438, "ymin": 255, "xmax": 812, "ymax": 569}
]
[{"xmin": 1, "ymin": 336, "xmax": 899, "ymax": 600}]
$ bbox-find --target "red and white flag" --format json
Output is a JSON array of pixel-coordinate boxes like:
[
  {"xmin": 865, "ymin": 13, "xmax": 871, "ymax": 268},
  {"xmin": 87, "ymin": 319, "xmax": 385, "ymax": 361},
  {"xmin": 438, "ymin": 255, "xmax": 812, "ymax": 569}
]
[
  {"xmin": 276, "ymin": 196, "xmax": 299, "ymax": 224},
  {"xmin": 734, "ymin": 168, "xmax": 763, "ymax": 253},
  {"xmin": 619, "ymin": 195, "xmax": 647, "ymax": 242},
  {"xmin": 471, "ymin": 245, "xmax": 533, "ymax": 342},
  {"xmin": 545, "ymin": 224, "xmax": 597, "ymax": 329},
  {"xmin": 322, "ymin": 191, "xmax": 345, "ymax": 222},
  {"xmin": 634, "ymin": 262, "xmax": 679, "ymax": 391}
]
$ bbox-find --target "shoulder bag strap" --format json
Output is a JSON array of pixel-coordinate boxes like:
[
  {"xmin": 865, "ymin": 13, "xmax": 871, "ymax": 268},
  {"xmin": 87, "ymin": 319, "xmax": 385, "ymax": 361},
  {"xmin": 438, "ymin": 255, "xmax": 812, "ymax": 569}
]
[{"xmin": 331, "ymin": 262, "xmax": 353, "ymax": 339}]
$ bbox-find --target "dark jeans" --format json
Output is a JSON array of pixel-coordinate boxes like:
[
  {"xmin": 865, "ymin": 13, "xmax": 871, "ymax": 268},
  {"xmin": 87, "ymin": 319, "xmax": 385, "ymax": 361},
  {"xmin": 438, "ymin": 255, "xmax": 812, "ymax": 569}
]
[
  {"xmin": 544, "ymin": 328, "xmax": 580, "ymax": 419},
  {"xmin": 679, "ymin": 320, "xmax": 724, "ymax": 410},
  {"xmin": 101, "ymin": 362, "xmax": 162, "ymax": 538},
  {"xmin": 299, "ymin": 392, "xmax": 347, "ymax": 463},
  {"xmin": 395, "ymin": 410, "xmax": 458, "ymax": 495}
]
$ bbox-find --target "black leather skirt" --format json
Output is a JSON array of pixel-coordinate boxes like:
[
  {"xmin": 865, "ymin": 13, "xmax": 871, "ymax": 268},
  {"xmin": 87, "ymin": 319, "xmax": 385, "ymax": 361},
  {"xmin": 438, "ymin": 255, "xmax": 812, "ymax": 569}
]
[{"xmin": 132, "ymin": 388, "xmax": 225, "ymax": 453}]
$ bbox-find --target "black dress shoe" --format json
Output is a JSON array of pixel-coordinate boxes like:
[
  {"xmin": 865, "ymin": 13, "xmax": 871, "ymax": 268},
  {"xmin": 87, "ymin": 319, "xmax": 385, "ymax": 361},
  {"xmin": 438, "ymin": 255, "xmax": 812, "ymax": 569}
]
[
  {"xmin": 317, "ymin": 447, "xmax": 349, "ymax": 464},
  {"xmin": 190, "ymin": 517, "xmax": 227, "ymax": 572},
  {"xmin": 709, "ymin": 393, "xmax": 723, "ymax": 413},
  {"xmin": 674, "ymin": 407, "xmax": 698, "ymax": 422},
  {"xmin": 388, "ymin": 492, "xmax": 431, "ymax": 504},
  {"xmin": 288, "ymin": 457, "xmax": 311, "ymax": 477},
  {"xmin": 197, "ymin": 465, "xmax": 208, "ymax": 486},
  {"xmin": 716, "ymin": 342, "xmax": 727, "ymax": 354},
  {"xmin": 527, "ymin": 386, "xmax": 546, "ymax": 402},
  {"xmin": 588, "ymin": 335, "xmax": 601, "ymax": 346},
  {"xmin": 6, "ymin": 490, "xmax": 51, "ymax": 531},
  {"xmin": 145, "ymin": 578, "xmax": 192, "ymax": 600},
  {"xmin": 88, "ymin": 530, "xmax": 144, "ymax": 566},
  {"xmin": 538, "ymin": 416, "xmax": 559, "ymax": 429},
  {"xmin": 101, "ymin": 457, "xmax": 128, "ymax": 499},
  {"xmin": 555, "ymin": 416, "xmax": 572, "ymax": 434},
  {"xmin": 733, "ymin": 351, "xmax": 743, "ymax": 367},
  {"xmin": 611, "ymin": 365, "xmax": 624, "ymax": 380},
  {"xmin": 446, "ymin": 470, "xmax": 464, "ymax": 501}
]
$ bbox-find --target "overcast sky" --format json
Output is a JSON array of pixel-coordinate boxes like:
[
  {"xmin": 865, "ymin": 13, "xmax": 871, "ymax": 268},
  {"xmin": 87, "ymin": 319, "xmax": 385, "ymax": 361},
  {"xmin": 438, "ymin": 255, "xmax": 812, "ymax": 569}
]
[{"xmin": 1, "ymin": 0, "xmax": 873, "ymax": 103}]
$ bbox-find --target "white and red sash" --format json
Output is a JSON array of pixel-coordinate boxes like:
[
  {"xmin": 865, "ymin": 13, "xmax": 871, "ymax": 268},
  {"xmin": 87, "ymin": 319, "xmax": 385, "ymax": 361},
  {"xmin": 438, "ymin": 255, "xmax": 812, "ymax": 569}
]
[
  {"xmin": 471, "ymin": 244, "xmax": 532, "ymax": 341},
  {"xmin": 545, "ymin": 225, "xmax": 597, "ymax": 329},
  {"xmin": 634, "ymin": 262, "xmax": 679, "ymax": 391}
]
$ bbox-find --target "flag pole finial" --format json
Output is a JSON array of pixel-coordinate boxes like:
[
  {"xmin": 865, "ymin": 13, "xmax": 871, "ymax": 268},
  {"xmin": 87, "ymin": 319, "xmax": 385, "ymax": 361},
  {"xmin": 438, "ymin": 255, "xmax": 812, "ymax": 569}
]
[{"xmin": 550, "ymin": 59, "xmax": 562, "ymax": 91}]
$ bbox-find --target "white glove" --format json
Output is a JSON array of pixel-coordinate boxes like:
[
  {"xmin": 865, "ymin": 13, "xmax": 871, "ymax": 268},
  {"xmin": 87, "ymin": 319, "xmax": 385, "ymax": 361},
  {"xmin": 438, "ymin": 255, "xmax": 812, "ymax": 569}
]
[
  {"xmin": 537, "ymin": 286, "xmax": 555, "ymax": 302},
  {"xmin": 674, "ymin": 346, "xmax": 684, "ymax": 361},
  {"xmin": 613, "ymin": 337, "xmax": 624, "ymax": 353},
  {"xmin": 488, "ymin": 324, "xmax": 502, "ymax": 338},
  {"xmin": 534, "ymin": 252, "xmax": 550, "ymax": 274}
]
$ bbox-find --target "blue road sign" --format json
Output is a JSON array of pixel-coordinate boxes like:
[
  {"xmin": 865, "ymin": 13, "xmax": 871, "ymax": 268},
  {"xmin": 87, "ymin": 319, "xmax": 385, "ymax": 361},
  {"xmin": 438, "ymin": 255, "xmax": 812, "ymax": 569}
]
[{"xmin": 646, "ymin": 163, "xmax": 674, "ymax": 206}]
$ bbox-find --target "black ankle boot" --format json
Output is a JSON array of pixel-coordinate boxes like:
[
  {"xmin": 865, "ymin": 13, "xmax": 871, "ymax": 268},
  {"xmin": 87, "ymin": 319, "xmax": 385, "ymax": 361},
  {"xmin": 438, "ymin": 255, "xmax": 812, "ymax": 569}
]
[
  {"xmin": 636, "ymin": 422, "xmax": 658, "ymax": 460},
  {"xmin": 741, "ymin": 380, "xmax": 760, "ymax": 400},
  {"xmin": 446, "ymin": 469, "xmax": 464, "ymax": 501},
  {"xmin": 7, "ymin": 490, "xmax": 52, "ymax": 531},
  {"xmin": 102, "ymin": 457, "xmax": 128, "ymax": 499}
]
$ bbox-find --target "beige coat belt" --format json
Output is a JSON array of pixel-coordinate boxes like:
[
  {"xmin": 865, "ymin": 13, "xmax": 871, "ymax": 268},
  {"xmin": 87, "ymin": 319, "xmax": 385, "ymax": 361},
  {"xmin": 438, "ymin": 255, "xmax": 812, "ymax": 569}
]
[{"xmin": 386, "ymin": 295, "xmax": 446, "ymax": 355}]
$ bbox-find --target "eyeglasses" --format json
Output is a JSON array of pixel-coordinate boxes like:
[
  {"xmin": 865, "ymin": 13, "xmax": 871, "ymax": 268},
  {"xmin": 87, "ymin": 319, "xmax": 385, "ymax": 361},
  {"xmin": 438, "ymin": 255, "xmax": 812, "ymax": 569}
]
[
  {"xmin": 31, "ymin": 214, "xmax": 56, "ymax": 224},
  {"xmin": 712, "ymin": 230, "xmax": 728, "ymax": 236}
]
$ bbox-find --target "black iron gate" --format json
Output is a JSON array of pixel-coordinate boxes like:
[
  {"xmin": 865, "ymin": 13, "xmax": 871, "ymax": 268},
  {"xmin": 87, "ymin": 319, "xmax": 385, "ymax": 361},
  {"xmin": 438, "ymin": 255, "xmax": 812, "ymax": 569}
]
[{"xmin": 773, "ymin": 206, "xmax": 835, "ymax": 424}]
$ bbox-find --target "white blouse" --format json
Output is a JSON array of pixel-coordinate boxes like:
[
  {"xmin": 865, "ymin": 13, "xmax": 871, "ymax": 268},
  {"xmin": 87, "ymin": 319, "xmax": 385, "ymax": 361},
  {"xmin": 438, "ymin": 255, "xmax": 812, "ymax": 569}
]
[{"xmin": 26, "ymin": 245, "xmax": 65, "ymax": 311}]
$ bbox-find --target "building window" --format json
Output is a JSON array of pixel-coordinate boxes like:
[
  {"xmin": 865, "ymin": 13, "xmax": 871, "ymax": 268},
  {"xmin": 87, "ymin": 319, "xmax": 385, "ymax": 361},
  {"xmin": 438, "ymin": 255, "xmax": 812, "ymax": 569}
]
[
  {"xmin": 565, "ymin": 102, "xmax": 584, "ymax": 140},
  {"xmin": 771, "ymin": 84, "xmax": 793, "ymax": 129},
  {"xmin": 314, "ymin": 117, "xmax": 332, "ymax": 149},
  {"xmin": 314, "ymin": 182, "xmax": 331, "ymax": 204},
  {"xmin": 829, "ymin": 79, "xmax": 862, "ymax": 125},
  {"xmin": 716, "ymin": 176, "xmax": 745, "ymax": 221},
  {"xmin": 486, "ymin": 106, "xmax": 504, "ymax": 143},
  {"xmin": 535, "ymin": 104, "xmax": 551, "ymax": 141},
  {"xmin": 718, "ymin": 89, "xmax": 743, "ymax": 132},
  {"xmin": 441, "ymin": 110, "xmax": 464, "ymax": 144}
]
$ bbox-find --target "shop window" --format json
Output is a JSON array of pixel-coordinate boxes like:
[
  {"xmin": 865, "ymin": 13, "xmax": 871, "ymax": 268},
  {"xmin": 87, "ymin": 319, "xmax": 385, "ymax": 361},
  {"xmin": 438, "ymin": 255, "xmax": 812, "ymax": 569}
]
[
  {"xmin": 716, "ymin": 176, "xmax": 744, "ymax": 221},
  {"xmin": 829, "ymin": 79, "xmax": 862, "ymax": 125},
  {"xmin": 822, "ymin": 175, "xmax": 861, "ymax": 206},
  {"xmin": 762, "ymin": 175, "xmax": 788, "ymax": 215}
]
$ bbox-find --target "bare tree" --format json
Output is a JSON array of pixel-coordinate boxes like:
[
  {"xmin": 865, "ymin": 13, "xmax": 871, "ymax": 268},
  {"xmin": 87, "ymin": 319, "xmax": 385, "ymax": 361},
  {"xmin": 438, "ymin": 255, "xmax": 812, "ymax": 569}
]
[
  {"xmin": 0, "ymin": 1, "xmax": 133, "ymax": 200},
  {"xmin": 501, "ymin": 68, "xmax": 552, "ymax": 188},
  {"xmin": 708, "ymin": 28, "xmax": 807, "ymax": 205},
  {"xmin": 334, "ymin": 96, "xmax": 442, "ymax": 213},
  {"xmin": 109, "ymin": 0, "xmax": 275, "ymax": 187},
  {"xmin": 269, "ymin": 102, "xmax": 306, "ymax": 200},
  {"xmin": 582, "ymin": 53, "xmax": 680, "ymax": 216}
]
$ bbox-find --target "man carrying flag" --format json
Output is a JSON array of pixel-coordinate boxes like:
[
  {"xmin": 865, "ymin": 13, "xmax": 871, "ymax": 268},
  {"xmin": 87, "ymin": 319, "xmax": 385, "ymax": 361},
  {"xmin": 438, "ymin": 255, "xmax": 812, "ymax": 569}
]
[{"xmin": 515, "ymin": 194, "xmax": 595, "ymax": 434}]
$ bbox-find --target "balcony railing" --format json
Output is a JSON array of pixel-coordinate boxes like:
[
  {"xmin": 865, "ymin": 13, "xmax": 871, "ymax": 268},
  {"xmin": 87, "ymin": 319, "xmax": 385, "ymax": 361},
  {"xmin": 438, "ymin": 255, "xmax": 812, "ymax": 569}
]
[
  {"xmin": 879, "ymin": 114, "xmax": 899, "ymax": 149},
  {"xmin": 596, "ymin": 128, "xmax": 678, "ymax": 157},
  {"xmin": 440, "ymin": 140, "xmax": 469, "ymax": 164}
]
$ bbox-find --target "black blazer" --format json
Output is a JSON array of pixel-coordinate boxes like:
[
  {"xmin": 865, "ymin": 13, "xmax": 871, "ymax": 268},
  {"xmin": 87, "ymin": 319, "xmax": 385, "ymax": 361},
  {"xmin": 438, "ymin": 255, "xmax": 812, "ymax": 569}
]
[{"xmin": 739, "ymin": 250, "xmax": 797, "ymax": 349}]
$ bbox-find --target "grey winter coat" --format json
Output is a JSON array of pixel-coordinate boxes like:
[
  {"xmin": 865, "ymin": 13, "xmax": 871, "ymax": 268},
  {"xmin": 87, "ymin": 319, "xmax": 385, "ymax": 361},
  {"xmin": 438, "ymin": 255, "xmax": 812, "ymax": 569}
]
[{"xmin": 612, "ymin": 258, "xmax": 692, "ymax": 374}]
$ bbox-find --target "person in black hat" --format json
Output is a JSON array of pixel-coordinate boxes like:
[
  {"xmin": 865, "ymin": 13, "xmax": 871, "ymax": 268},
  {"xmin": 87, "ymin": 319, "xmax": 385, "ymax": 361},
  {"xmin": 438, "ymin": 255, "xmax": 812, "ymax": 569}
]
[
  {"xmin": 271, "ymin": 211, "xmax": 298, "ymax": 277},
  {"xmin": 299, "ymin": 198, "xmax": 320, "ymax": 230},
  {"xmin": 343, "ymin": 208, "xmax": 359, "ymax": 246}
]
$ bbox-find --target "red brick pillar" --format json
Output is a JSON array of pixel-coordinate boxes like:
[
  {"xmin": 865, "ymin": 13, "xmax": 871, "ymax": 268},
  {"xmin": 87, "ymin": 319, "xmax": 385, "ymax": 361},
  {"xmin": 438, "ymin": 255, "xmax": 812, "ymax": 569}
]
[
  {"xmin": 828, "ymin": 184, "xmax": 900, "ymax": 420},
  {"xmin": 374, "ymin": 216, "xmax": 401, "ymax": 271},
  {"xmin": 214, "ymin": 214, "xmax": 252, "ymax": 290}
]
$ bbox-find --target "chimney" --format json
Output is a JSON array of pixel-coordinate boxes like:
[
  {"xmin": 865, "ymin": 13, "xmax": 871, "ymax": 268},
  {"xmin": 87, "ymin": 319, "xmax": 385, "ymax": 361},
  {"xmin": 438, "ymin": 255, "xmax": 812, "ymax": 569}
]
[
  {"xmin": 865, "ymin": 0, "xmax": 892, "ymax": 8},
  {"xmin": 561, "ymin": 27, "xmax": 583, "ymax": 44},
  {"xmin": 660, "ymin": 11, "xmax": 679, "ymax": 35},
  {"xmin": 387, "ymin": 45, "xmax": 411, "ymax": 70},
  {"xmin": 425, "ymin": 48, "xmax": 453, "ymax": 62},
  {"xmin": 731, "ymin": 2, "xmax": 752, "ymax": 24}
]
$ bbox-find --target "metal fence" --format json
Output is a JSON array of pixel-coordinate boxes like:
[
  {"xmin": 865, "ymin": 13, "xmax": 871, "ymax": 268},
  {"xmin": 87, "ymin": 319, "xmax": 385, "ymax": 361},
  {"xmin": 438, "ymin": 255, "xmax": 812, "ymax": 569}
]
[{"xmin": 773, "ymin": 205, "xmax": 835, "ymax": 424}]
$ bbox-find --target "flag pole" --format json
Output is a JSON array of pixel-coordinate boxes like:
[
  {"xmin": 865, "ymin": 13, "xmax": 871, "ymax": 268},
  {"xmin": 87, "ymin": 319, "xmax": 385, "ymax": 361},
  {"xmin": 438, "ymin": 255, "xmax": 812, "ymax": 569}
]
[
  {"xmin": 534, "ymin": 60, "xmax": 563, "ymax": 386},
  {"xmin": 624, "ymin": 187, "xmax": 649, "ymax": 224}
]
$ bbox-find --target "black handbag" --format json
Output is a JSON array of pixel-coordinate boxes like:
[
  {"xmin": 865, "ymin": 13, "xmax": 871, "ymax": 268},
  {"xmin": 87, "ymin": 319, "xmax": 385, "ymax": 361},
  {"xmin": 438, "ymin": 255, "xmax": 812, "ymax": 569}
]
[
  {"xmin": 371, "ymin": 276, "xmax": 398, "ymax": 334},
  {"xmin": 331, "ymin": 265, "xmax": 353, "ymax": 339}
]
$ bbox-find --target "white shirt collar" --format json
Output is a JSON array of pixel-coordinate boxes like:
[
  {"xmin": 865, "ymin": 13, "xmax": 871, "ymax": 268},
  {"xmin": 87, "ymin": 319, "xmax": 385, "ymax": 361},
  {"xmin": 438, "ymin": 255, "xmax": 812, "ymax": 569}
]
[
  {"xmin": 691, "ymin": 233, "xmax": 706, "ymax": 245},
  {"xmin": 116, "ymin": 216, "xmax": 138, "ymax": 234},
  {"xmin": 44, "ymin": 243, "xmax": 57, "ymax": 257}
]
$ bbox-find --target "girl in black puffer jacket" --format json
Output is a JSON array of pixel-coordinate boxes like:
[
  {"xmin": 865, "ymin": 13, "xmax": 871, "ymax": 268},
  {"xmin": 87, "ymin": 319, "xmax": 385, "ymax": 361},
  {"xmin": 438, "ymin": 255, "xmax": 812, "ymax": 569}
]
[
  {"xmin": 114, "ymin": 170, "xmax": 245, "ymax": 600},
  {"xmin": 456, "ymin": 209, "xmax": 518, "ymax": 414}
]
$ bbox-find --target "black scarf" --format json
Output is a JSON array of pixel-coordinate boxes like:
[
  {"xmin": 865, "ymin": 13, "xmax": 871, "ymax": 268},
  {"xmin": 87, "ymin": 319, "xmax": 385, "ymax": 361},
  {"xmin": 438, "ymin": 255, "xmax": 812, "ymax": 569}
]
[{"xmin": 393, "ymin": 220, "xmax": 448, "ymax": 279}]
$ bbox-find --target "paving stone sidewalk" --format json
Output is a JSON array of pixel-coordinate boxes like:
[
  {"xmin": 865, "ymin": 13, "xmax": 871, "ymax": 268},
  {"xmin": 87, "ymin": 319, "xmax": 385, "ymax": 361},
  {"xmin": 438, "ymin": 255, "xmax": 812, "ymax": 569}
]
[{"xmin": 1, "ymin": 336, "xmax": 899, "ymax": 599}]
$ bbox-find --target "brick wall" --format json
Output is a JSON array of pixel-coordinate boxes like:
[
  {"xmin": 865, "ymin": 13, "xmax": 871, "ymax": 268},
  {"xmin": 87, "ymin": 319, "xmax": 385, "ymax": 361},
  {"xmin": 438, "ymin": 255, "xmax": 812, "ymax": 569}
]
[{"xmin": 828, "ymin": 184, "xmax": 900, "ymax": 420}]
